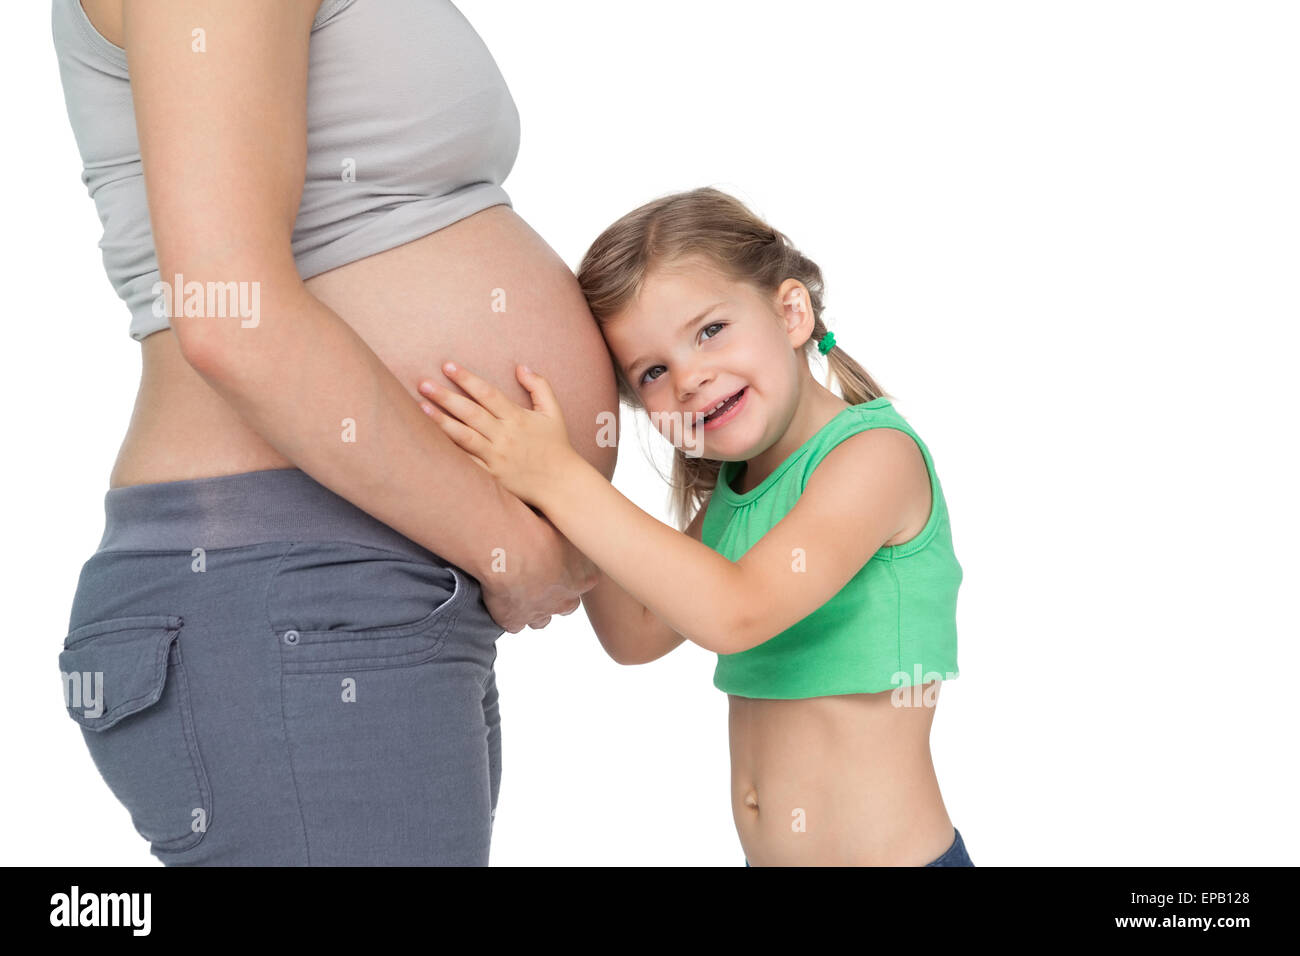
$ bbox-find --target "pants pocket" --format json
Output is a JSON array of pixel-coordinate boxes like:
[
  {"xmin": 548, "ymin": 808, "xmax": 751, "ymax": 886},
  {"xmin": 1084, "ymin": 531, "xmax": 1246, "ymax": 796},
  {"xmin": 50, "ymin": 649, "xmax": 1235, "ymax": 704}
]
[
  {"xmin": 269, "ymin": 542, "xmax": 472, "ymax": 674},
  {"xmin": 57, "ymin": 615, "xmax": 212, "ymax": 853}
]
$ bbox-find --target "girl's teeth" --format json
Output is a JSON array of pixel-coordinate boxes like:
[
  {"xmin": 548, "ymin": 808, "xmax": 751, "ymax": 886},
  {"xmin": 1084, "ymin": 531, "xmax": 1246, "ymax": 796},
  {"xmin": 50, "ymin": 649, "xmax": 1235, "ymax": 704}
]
[{"xmin": 705, "ymin": 389, "xmax": 742, "ymax": 421}]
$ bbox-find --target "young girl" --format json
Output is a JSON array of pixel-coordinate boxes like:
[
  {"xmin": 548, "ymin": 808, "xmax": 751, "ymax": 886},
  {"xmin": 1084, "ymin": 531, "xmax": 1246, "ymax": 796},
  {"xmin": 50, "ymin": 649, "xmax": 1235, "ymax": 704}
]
[{"xmin": 417, "ymin": 187, "xmax": 972, "ymax": 867}]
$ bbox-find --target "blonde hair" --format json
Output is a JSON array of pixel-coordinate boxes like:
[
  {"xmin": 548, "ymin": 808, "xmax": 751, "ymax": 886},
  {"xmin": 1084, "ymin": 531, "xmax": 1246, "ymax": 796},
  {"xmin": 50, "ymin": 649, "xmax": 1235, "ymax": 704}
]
[{"xmin": 576, "ymin": 186, "xmax": 891, "ymax": 531}]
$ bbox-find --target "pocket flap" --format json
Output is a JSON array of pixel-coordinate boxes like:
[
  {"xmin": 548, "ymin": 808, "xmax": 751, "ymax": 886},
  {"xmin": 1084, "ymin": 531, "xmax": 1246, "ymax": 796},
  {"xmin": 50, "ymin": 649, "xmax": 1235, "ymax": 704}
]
[{"xmin": 58, "ymin": 615, "xmax": 185, "ymax": 731}]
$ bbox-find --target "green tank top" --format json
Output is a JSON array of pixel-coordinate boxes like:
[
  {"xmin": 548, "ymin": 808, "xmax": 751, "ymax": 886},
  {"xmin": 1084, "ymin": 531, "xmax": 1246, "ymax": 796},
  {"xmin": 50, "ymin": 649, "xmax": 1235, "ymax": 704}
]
[{"xmin": 701, "ymin": 397, "xmax": 962, "ymax": 699}]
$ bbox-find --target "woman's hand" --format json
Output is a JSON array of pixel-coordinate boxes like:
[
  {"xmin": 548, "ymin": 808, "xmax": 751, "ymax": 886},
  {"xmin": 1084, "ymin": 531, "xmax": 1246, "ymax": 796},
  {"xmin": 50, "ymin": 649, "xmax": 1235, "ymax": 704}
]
[
  {"xmin": 479, "ymin": 508, "xmax": 599, "ymax": 633},
  {"xmin": 418, "ymin": 361, "xmax": 580, "ymax": 510}
]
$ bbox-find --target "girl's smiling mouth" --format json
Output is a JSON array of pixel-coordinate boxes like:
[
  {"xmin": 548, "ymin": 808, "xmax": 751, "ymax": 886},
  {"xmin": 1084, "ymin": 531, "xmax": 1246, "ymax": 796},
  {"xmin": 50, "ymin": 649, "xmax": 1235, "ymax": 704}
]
[{"xmin": 701, "ymin": 386, "xmax": 747, "ymax": 430}]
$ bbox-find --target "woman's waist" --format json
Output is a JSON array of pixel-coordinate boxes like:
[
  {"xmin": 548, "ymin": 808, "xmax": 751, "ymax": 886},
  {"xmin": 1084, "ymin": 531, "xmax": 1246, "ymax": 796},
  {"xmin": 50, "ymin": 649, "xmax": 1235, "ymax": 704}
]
[
  {"xmin": 110, "ymin": 354, "xmax": 295, "ymax": 489},
  {"xmin": 97, "ymin": 464, "xmax": 439, "ymax": 563}
]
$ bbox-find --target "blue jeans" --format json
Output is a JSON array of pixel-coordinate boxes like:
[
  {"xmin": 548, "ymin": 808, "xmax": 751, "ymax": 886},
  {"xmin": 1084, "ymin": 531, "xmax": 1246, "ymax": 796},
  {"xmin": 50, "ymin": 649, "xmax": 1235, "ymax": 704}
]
[
  {"xmin": 57, "ymin": 468, "xmax": 504, "ymax": 865},
  {"xmin": 745, "ymin": 826, "xmax": 974, "ymax": 866}
]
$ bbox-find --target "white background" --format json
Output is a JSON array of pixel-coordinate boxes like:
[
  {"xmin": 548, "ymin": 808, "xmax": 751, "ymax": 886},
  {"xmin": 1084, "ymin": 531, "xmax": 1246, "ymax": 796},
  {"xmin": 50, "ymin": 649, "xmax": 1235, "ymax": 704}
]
[{"xmin": 4, "ymin": 0, "xmax": 1297, "ymax": 866}]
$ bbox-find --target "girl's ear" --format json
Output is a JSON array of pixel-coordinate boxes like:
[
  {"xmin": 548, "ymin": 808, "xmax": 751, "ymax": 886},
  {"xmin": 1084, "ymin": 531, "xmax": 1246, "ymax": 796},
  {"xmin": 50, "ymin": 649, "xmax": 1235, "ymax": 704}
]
[
  {"xmin": 778, "ymin": 280, "xmax": 816, "ymax": 345},
  {"xmin": 786, "ymin": 283, "xmax": 807, "ymax": 315}
]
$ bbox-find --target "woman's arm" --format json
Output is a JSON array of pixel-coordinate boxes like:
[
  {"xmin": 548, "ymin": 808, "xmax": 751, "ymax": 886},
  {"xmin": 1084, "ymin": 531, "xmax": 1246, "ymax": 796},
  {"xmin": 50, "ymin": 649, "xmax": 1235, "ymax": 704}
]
[
  {"xmin": 581, "ymin": 503, "xmax": 706, "ymax": 665},
  {"xmin": 123, "ymin": 0, "xmax": 596, "ymax": 627}
]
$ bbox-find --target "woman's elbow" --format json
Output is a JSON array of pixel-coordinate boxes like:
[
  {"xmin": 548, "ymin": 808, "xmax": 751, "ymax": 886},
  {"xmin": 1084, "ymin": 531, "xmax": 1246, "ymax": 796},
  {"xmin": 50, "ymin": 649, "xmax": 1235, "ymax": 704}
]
[
  {"xmin": 165, "ymin": 271, "xmax": 306, "ymax": 375},
  {"xmin": 171, "ymin": 318, "xmax": 224, "ymax": 376}
]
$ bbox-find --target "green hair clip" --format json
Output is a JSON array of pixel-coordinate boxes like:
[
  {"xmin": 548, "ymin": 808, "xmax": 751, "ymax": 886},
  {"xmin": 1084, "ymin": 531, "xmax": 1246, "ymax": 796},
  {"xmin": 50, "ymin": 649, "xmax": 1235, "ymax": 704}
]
[{"xmin": 817, "ymin": 330, "xmax": 837, "ymax": 355}]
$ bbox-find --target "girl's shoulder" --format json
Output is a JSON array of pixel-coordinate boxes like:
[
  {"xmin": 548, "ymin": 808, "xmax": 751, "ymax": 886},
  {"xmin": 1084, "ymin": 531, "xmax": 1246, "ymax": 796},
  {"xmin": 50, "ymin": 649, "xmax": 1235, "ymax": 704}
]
[
  {"xmin": 801, "ymin": 399, "xmax": 931, "ymax": 491},
  {"xmin": 800, "ymin": 419, "xmax": 934, "ymax": 547}
]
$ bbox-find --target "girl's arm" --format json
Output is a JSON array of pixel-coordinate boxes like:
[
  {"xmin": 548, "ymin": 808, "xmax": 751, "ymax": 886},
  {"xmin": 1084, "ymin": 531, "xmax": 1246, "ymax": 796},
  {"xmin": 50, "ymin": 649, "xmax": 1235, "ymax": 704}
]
[
  {"xmin": 422, "ymin": 364, "xmax": 919, "ymax": 655},
  {"xmin": 581, "ymin": 504, "xmax": 706, "ymax": 665}
]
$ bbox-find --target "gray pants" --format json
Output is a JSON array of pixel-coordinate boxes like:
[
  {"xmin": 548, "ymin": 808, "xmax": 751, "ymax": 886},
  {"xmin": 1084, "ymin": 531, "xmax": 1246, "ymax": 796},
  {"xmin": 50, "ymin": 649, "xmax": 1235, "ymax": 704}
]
[{"xmin": 57, "ymin": 467, "xmax": 504, "ymax": 865}]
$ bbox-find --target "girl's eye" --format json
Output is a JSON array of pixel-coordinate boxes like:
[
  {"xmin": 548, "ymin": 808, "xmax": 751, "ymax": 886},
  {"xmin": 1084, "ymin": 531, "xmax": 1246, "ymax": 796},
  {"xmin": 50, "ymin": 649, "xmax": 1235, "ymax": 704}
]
[{"xmin": 637, "ymin": 322, "xmax": 726, "ymax": 386}]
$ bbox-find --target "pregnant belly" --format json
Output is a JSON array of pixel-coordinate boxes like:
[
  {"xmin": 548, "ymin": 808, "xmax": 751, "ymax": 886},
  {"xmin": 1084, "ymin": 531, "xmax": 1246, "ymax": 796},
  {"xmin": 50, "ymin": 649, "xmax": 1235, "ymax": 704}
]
[{"xmin": 111, "ymin": 205, "xmax": 619, "ymax": 487}]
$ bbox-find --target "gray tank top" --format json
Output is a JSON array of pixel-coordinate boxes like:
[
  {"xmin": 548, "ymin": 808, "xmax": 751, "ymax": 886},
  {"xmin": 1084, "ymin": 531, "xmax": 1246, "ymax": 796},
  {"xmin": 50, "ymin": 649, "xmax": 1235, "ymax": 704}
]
[{"xmin": 51, "ymin": 0, "xmax": 521, "ymax": 341}]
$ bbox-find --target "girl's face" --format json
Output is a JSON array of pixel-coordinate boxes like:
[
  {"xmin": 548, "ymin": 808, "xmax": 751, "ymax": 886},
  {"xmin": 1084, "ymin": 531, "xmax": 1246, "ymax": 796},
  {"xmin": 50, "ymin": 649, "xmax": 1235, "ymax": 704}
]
[{"xmin": 603, "ymin": 257, "xmax": 816, "ymax": 460}]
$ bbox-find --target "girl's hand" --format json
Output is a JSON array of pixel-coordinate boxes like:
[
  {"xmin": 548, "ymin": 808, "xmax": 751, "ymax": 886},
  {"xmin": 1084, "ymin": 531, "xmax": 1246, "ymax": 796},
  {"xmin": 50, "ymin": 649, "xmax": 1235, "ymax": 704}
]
[{"xmin": 417, "ymin": 361, "xmax": 577, "ymax": 508}]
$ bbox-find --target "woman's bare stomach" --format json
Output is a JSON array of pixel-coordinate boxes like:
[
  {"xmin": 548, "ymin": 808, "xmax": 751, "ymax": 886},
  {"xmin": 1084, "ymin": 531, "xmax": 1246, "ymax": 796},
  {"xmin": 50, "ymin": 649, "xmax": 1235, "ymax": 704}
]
[
  {"xmin": 730, "ymin": 682, "xmax": 956, "ymax": 866},
  {"xmin": 110, "ymin": 204, "xmax": 618, "ymax": 488}
]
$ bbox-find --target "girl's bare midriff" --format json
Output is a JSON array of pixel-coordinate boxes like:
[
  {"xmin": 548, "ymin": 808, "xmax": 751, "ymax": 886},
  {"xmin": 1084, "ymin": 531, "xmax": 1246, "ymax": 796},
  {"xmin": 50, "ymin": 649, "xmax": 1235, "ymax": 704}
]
[
  {"xmin": 730, "ymin": 683, "xmax": 957, "ymax": 866},
  {"xmin": 111, "ymin": 205, "xmax": 618, "ymax": 488}
]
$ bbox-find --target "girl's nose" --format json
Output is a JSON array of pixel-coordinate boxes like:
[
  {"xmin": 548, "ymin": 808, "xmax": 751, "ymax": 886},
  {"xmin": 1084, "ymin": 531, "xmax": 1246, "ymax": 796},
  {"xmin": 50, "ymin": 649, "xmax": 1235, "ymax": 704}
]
[{"xmin": 674, "ymin": 369, "xmax": 711, "ymax": 404}]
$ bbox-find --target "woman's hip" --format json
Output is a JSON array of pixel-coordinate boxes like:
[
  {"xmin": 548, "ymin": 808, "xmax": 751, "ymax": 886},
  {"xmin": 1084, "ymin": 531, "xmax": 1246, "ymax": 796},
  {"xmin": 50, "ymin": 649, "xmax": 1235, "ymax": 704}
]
[
  {"xmin": 57, "ymin": 466, "xmax": 505, "ymax": 864},
  {"xmin": 67, "ymin": 466, "xmax": 502, "ymax": 680}
]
